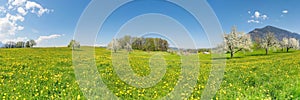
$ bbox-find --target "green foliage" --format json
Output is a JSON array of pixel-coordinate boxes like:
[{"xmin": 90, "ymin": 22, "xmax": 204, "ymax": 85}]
[
  {"xmin": 107, "ymin": 39, "xmax": 120, "ymax": 53},
  {"xmin": 67, "ymin": 40, "xmax": 80, "ymax": 50},
  {"xmin": 25, "ymin": 40, "xmax": 36, "ymax": 48},
  {"xmin": 3, "ymin": 40, "xmax": 36, "ymax": 48},
  {"xmin": 133, "ymin": 37, "xmax": 168, "ymax": 51},
  {"xmin": 259, "ymin": 32, "xmax": 279, "ymax": 55},
  {"xmin": 16, "ymin": 41, "xmax": 25, "ymax": 48},
  {"xmin": 110, "ymin": 36, "xmax": 169, "ymax": 52}
]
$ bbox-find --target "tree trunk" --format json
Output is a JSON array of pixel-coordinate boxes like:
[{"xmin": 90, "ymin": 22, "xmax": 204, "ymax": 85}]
[
  {"xmin": 287, "ymin": 47, "xmax": 289, "ymax": 52},
  {"xmin": 230, "ymin": 52, "xmax": 234, "ymax": 58},
  {"xmin": 266, "ymin": 48, "xmax": 269, "ymax": 55}
]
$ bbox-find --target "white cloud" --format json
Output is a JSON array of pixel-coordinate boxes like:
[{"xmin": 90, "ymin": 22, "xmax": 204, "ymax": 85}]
[
  {"xmin": 0, "ymin": 17, "xmax": 16, "ymax": 35},
  {"xmin": 1, "ymin": 37, "xmax": 28, "ymax": 44},
  {"xmin": 0, "ymin": 14, "xmax": 24, "ymax": 35},
  {"xmin": 10, "ymin": 0, "xmax": 27, "ymax": 7},
  {"xmin": 261, "ymin": 15, "xmax": 268, "ymax": 20},
  {"xmin": 18, "ymin": 26, "xmax": 24, "ymax": 30},
  {"xmin": 0, "ymin": 20, "xmax": 16, "ymax": 35},
  {"xmin": 247, "ymin": 20, "xmax": 260, "ymax": 23},
  {"xmin": 0, "ymin": 6, "xmax": 6, "ymax": 13},
  {"xmin": 253, "ymin": 11, "xmax": 268, "ymax": 20},
  {"xmin": 6, "ymin": 13, "xmax": 24, "ymax": 22},
  {"xmin": 254, "ymin": 11, "xmax": 260, "ymax": 18},
  {"xmin": 25, "ymin": 1, "xmax": 51, "ymax": 17},
  {"xmin": 0, "ymin": 0, "xmax": 52, "ymax": 42},
  {"xmin": 247, "ymin": 10, "xmax": 268, "ymax": 24},
  {"xmin": 17, "ymin": 7, "xmax": 27, "ymax": 15},
  {"xmin": 6, "ymin": 0, "xmax": 52, "ymax": 17},
  {"xmin": 36, "ymin": 34, "xmax": 62, "ymax": 44},
  {"xmin": 282, "ymin": 10, "xmax": 288, "ymax": 14}
]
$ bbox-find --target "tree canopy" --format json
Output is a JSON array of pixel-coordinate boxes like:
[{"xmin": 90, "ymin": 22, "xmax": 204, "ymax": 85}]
[
  {"xmin": 259, "ymin": 32, "xmax": 278, "ymax": 55},
  {"xmin": 107, "ymin": 35, "xmax": 169, "ymax": 52},
  {"xmin": 68, "ymin": 40, "xmax": 80, "ymax": 50},
  {"xmin": 224, "ymin": 26, "xmax": 252, "ymax": 58}
]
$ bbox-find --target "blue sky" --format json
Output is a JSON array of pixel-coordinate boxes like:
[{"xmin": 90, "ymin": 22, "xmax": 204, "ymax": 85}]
[
  {"xmin": 208, "ymin": 0, "xmax": 300, "ymax": 33},
  {"xmin": 0, "ymin": 0, "xmax": 90, "ymax": 47},
  {"xmin": 0, "ymin": 0, "xmax": 299, "ymax": 48}
]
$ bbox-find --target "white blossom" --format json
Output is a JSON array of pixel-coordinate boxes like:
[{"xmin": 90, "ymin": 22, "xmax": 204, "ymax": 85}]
[{"xmin": 224, "ymin": 26, "xmax": 252, "ymax": 58}]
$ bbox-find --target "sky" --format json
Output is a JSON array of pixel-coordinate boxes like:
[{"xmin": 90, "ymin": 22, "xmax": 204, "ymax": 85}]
[
  {"xmin": 0, "ymin": 0, "xmax": 90, "ymax": 47},
  {"xmin": 0, "ymin": 0, "xmax": 299, "ymax": 48},
  {"xmin": 208, "ymin": 0, "xmax": 300, "ymax": 33}
]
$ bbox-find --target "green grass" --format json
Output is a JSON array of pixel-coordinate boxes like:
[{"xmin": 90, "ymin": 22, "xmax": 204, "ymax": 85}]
[{"xmin": 0, "ymin": 47, "xmax": 299, "ymax": 99}]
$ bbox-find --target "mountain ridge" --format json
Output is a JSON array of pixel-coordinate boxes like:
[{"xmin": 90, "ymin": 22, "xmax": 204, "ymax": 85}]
[{"xmin": 248, "ymin": 25, "xmax": 300, "ymax": 41}]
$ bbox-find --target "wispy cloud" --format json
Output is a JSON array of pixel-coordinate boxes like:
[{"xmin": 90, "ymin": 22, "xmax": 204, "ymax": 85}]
[
  {"xmin": 32, "ymin": 28, "xmax": 39, "ymax": 34},
  {"xmin": 280, "ymin": 10, "xmax": 288, "ymax": 17},
  {"xmin": 25, "ymin": 1, "xmax": 53, "ymax": 17},
  {"xmin": 247, "ymin": 20, "xmax": 260, "ymax": 24},
  {"xmin": 247, "ymin": 11, "xmax": 251, "ymax": 14},
  {"xmin": 36, "ymin": 34, "xmax": 62, "ymax": 44},
  {"xmin": 282, "ymin": 10, "xmax": 288, "ymax": 14}
]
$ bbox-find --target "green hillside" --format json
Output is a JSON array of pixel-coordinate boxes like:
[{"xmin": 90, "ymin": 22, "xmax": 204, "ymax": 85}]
[{"xmin": 0, "ymin": 48, "xmax": 299, "ymax": 99}]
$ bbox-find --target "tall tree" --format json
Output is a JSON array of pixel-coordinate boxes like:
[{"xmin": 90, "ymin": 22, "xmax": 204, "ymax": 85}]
[
  {"xmin": 224, "ymin": 26, "xmax": 252, "ymax": 58},
  {"xmin": 259, "ymin": 32, "xmax": 278, "ymax": 55},
  {"xmin": 4, "ymin": 41, "xmax": 16, "ymax": 48},
  {"xmin": 68, "ymin": 40, "xmax": 80, "ymax": 50},
  {"xmin": 132, "ymin": 37, "xmax": 143, "ymax": 50},
  {"xmin": 25, "ymin": 40, "xmax": 36, "ymax": 48},
  {"xmin": 110, "ymin": 36, "xmax": 169, "ymax": 52},
  {"xmin": 124, "ymin": 43, "xmax": 132, "ymax": 52},
  {"xmin": 282, "ymin": 37, "xmax": 299, "ymax": 52},
  {"xmin": 25, "ymin": 41, "xmax": 30, "ymax": 48},
  {"xmin": 16, "ymin": 41, "xmax": 25, "ymax": 48},
  {"xmin": 107, "ymin": 39, "xmax": 121, "ymax": 53},
  {"xmin": 118, "ymin": 35, "xmax": 132, "ymax": 49}
]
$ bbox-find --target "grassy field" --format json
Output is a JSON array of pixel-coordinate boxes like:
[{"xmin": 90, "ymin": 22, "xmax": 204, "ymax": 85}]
[{"xmin": 0, "ymin": 47, "xmax": 299, "ymax": 99}]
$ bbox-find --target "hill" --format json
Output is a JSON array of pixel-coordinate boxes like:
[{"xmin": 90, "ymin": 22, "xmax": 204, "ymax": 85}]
[{"xmin": 248, "ymin": 25, "xmax": 300, "ymax": 41}]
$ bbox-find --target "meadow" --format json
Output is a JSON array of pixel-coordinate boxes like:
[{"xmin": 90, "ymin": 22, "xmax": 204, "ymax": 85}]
[{"xmin": 0, "ymin": 47, "xmax": 299, "ymax": 99}]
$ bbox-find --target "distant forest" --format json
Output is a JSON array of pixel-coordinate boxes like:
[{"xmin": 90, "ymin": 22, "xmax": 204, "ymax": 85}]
[{"xmin": 108, "ymin": 35, "xmax": 169, "ymax": 52}]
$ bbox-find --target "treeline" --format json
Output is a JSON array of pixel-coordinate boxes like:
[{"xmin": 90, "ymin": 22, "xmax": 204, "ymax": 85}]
[
  {"xmin": 2, "ymin": 40, "xmax": 37, "ymax": 48},
  {"xmin": 223, "ymin": 26, "xmax": 299, "ymax": 58},
  {"xmin": 108, "ymin": 35, "xmax": 169, "ymax": 52}
]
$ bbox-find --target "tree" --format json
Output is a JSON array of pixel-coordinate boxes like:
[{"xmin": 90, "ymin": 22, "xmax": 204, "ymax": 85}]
[
  {"xmin": 118, "ymin": 35, "xmax": 132, "ymax": 49},
  {"xmin": 110, "ymin": 36, "xmax": 169, "ymax": 52},
  {"xmin": 16, "ymin": 41, "xmax": 25, "ymax": 48},
  {"xmin": 224, "ymin": 26, "xmax": 252, "ymax": 58},
  {"xmin": 4, "ymin": 41, "xmax": 16, "ymax": 48},
  {"xmin": 282, "ymin": 37, "xmax": 299, "ymax": 52},
  {"xmin": 26, "ymin": 40, "xmax": 36, "ymax": 48},
  {"xmin": 25, "ymin": 41, "xmax": 30, "ymax": 48},
  {"xmin": 279, "ymin": 38, "xmax": 287, "ymax": 51},
  {"xmin": 107, "ymin": 39, "xmax": 121, "ymax": 53},
  {"xmin": 124, "ymin": 43, "xmax": 132, "ymax": 52},
  {"xmin": 68, "ymin": 40, "xmax": 80, "ymax": 50},
  {"xmin": 143, "ymin": 38, "xmax": 155, "ymax": 51},
  {"xmin": 259, "ymin": 32, "xmax": 278, "ymax": 55},
  {"xmin": 132, "ymin": 37, "xmax": 143, "ymax": 50}
]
